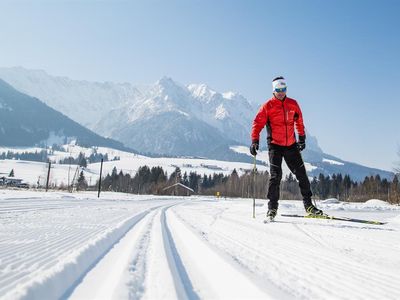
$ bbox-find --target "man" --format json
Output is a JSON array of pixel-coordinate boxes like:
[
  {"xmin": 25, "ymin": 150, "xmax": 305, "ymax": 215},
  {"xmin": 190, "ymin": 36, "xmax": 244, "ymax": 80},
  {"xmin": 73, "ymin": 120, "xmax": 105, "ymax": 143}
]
[{"xmin": 250, "ymin": 76, "xmax": 323, "ymax": 220}]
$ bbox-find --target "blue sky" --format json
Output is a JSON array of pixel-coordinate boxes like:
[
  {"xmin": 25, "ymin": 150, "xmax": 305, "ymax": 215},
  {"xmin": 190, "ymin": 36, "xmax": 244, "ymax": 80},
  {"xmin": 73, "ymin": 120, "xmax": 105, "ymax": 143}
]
[{"xmin": 0, "ymin": 0, "xmax": 399, "ymax": 171}]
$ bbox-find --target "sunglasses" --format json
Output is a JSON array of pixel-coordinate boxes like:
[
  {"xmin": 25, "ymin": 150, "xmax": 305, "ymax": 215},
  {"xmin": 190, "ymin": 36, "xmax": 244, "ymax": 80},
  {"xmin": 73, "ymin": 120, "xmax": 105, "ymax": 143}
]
[{"xmin": 274, "ymin": 87, "xmax": 287, "ymax": 93}]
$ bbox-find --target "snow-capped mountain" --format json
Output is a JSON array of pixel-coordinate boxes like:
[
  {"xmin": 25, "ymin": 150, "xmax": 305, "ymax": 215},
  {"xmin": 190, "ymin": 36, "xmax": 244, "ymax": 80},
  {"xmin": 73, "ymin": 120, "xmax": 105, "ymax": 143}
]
[
  {"xmin": 0, "ymin": 68, "xmax": 324, "ymax": 155},
  {"xmin": 187, "ymin": 82, "xmax": 255, "ymax": 143},
  {"xmin": 0, "ymin": 67, "xmax": 393, "ymax": 180},
  {"xmin": 92, "ymin": 76, "xmax": 258, "ymax": 151},
  {"xmin": 0, "ymin": 67, "xmax": 141, "ymax": 129},
  {"xmin": 0, "ymin": 68, "xmax": 254, "ymax": 146},
  {"xmin": 92, "ymin": 76, "xmax": 257, "ymax": 158},
  {"xmin": 0, "ymin": 78, "xmax": 130, "ymax": 151},
  {"xmin": 0, "ymin": 68, "xmax": 258, "ymax": 159}
]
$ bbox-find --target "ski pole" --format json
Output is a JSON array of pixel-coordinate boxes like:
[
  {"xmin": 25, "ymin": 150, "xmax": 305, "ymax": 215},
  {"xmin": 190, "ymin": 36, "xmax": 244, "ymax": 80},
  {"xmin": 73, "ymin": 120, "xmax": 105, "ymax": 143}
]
[{"xmin": 253, "ymin": 154, "xmax": 256, "ymax": 218}]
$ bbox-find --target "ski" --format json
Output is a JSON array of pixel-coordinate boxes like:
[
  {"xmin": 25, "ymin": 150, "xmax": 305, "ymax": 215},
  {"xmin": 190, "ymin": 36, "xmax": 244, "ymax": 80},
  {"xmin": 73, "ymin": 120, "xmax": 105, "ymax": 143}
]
[{"xmin": 281, "ymin": 214, "xmax": 386, "ymax": 225}]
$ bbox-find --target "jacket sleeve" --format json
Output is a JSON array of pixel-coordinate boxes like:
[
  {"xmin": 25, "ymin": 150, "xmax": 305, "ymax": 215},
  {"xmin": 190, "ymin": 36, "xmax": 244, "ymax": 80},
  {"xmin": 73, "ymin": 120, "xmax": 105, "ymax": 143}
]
[
  {"xmin": 294, "ymin": 101, "xmax": 305, "ymax": 136},
  {"xmin": 251, "ymin": 104, "xmax": 268, "ymax": 141}
]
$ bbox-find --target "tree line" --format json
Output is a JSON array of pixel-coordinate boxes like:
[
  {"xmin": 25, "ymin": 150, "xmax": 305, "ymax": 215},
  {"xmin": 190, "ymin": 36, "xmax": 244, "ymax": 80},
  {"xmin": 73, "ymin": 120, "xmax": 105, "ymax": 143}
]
[
  {"xmin": 5, "ymin": 157, "xmax": 398, "ymax": 204},
  {"xmin": 0, "ymin": 150, "xmax": 48, "ymax": 162},
  {"xmin": 88, "ymin": 165, "xmax": 400, "ymax": 204},
  {"xmin": 0, "ymin": 148, "xmax": 116, "ymax": 166},
  {"xmin": 58, "ymin": 152, "xmax": 112, "ymax": 167}
]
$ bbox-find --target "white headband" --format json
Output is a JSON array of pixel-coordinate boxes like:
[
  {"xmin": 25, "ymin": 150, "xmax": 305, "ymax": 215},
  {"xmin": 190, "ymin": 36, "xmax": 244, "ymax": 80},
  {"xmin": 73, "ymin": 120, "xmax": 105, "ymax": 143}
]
[{"xmin": 272, "ymin": 79, "xmax": 287, "ymax": 91}]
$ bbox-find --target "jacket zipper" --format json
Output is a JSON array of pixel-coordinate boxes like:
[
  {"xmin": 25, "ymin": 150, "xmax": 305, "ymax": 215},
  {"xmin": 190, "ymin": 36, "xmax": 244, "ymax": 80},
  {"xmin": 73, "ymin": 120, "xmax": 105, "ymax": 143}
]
[{"xmin": 282, "ymin": 100, "xmax": 288, "ymax": 145}]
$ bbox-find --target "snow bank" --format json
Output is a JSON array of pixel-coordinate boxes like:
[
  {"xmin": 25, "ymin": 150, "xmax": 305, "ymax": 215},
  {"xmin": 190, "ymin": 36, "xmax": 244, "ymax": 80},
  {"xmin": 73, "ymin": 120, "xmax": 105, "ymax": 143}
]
[
  {"xmin": 363, "ymin": 199, "xmax": 391, "ymax": 207},
  {"xmin": 389, "ymin": 214, "xmax": 400, "ymax": 224},
  {"xmin": 312, "ymin": 198, "xmax": 400, "ymax": 212},
  {"xmin": 320, "ymin": 198, "xmax": 340, "ymax": 204}
]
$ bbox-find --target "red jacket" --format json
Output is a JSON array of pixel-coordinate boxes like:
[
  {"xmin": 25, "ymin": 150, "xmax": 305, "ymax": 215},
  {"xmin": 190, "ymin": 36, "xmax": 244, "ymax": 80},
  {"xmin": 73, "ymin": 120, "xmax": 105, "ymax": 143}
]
[{"xmin": 251, "ymin": 96, "xmax": 305, "ymax": 146}]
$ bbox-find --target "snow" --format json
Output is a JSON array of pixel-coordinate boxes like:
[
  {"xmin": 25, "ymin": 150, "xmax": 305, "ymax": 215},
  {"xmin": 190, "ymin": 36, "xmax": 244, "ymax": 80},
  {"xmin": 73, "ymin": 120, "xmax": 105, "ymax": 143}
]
[
  {"xmin": 362, "ymin": 199, "xmax": 392, "ymax": 209},
  {"xmin": 0, "ymin": 147, "xmax": 45, "ymax": 154},
  {"xmin": 0, "ymin": 147, "xmax": 269, "ymax": 187},
  {"xmin": 364, "ymin": 199, "xmax": 391, "ymax": 206},
  {"xmin": 391, "ymin": 214, "xmax": 400, "ymax": 224},
  {"xmin": 214, "ymin": 104, "xmax": 229, "ymax": 120},
  {"xmin": 2, "ymin": 160, "xmax": 69, "ymax": 187},
  {"xmin": 222, "ymin": 91, "xmax": 236, "ymax": 99},
  {"xmin": 0, "ymin": 145, "xmax": 142, "ymax": 165},
  {"xmin": 0, "ymin": 66, "xmax": 141, "ymax": 129},
  {"xmin": 187, "ymin": 83, "xmax": 217, "ymax": 101},
  {"xmin": 320, "ymin": 198, "xmax": 340, "ymax": 204},
  {"xmin": 322, "ymin": 158, "xmax": 344, "ymax": 165},
  {"xmin": 1, "ymin": 190, "xmax": 399, "ymax": 299},
  {"xmin": 42, "ymin": 131, "xmax": 67, "ymax": 146},
  {"xmin": 166, "ymin": 210, "xmax": 267, "ymax": 299},
  {"xmin": 89, "ymin": 156, "xmax": 269, "ymax": 179}
]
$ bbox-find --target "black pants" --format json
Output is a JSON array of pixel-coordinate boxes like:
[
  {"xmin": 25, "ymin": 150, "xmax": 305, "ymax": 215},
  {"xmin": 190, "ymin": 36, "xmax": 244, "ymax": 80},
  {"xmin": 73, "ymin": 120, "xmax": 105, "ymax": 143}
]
[{"xmin": 267, "ymin": 143, "xmax": 312, "ymax": 210}]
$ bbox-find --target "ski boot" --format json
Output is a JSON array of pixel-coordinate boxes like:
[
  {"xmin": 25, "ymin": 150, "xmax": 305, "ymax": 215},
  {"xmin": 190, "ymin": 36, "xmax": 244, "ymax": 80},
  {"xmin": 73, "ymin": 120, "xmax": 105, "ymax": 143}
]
[
  {"xmin": 305, "ymin": 204, "xmax": 323, "ymax": 216},
  {"xmin": 266, "ymin": 208, "xmax": 277, "ymax": 222}
]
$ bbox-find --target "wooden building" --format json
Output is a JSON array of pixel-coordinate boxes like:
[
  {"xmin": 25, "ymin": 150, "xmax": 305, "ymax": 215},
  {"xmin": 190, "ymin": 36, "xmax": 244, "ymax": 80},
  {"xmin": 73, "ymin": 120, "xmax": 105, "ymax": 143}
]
[{"xmin": 162, "ymin": 182, "xmax": 194, "ymax": 196}]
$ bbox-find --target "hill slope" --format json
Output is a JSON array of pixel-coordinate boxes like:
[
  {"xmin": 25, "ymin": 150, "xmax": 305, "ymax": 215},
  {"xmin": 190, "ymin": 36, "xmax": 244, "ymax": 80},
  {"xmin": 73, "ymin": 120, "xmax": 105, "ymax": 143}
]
[{"xmin": 0, "ymin": 79, "xmax": 132, "ymax": 151}]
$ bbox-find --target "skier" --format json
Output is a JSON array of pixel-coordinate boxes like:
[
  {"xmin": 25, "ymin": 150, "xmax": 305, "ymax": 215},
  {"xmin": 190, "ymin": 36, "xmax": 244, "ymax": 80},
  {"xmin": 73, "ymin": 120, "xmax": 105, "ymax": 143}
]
[{"xmin": 250, "ymin": 76, "xmax": 323, "ymax": 220}]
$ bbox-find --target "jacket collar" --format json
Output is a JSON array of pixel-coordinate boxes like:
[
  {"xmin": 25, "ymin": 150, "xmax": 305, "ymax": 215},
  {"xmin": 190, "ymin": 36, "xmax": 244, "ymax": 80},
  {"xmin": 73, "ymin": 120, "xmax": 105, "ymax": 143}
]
[{"xmin": 272, "ymin": 94, "xmax": 287, "ymax": 102}]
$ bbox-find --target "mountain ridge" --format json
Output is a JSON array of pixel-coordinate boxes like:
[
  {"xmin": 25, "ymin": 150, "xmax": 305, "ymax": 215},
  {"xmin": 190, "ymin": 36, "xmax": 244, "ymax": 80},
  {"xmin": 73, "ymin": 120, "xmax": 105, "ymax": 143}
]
[{"xmin": 0, "ymin": 78, "xmax": 134, "ymax": 152}]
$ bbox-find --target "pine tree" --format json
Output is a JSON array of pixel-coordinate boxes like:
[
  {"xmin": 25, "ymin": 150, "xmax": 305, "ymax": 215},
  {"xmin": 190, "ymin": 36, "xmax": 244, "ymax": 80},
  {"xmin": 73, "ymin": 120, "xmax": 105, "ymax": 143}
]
[
  {"xmin": 201, "ymin": 174, "xmax": 209, "ymax": 189},
  {"xmin": 150, "ymin": 167, "xmax": 166, "ymax": 184},
  {"xmin": 182, "ymin": 172, "xmax": 189, "ymax": 186},
  {"xmin": 390, "ymin": 174, "xmax": 399, "ymax": 204},
  {"xmin": 330, "ymin": 174, "xmax": 338, "ymax": 198},
  {"xmin": 78, "ymin": 152, "xmax": 87, "ymax": 168},
  {"xmin": 343, "ymin": 175, "xmax": 352, "ymax": 200},
  {"xmin": 189, "ymin": 172, "xmax": 200, "ymax": 192},
  {"xmin": 110, "ymin": 167, "xmax": 119, "ymax": 191},
  {"xmin": 227, "ymin": 169, "xmax": 240, "ymax": 197},
  {"xmin": 169, "ymin": 167, "xmax": 181, "ymax": 183},
  {"xmin": 311, "ymin": 176, "xmax": 318, "ymax": 197},
  {"xmin": 317, "ymin": 173, "xmax": 329, "ymax": 199},
  {"xmin": 77, "ymin": 171, "xmax": 88, "ymax": 191},
  {"xmin": 111, "ymin": 166, "xmax": 118, "ymax": 178}
]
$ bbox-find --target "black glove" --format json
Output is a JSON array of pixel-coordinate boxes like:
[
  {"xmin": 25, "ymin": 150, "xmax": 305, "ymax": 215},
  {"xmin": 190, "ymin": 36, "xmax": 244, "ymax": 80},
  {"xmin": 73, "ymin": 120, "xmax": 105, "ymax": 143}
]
[
  {"xmin": 297, "ymin": 135, "xmax": 306, "ymax": 152},
  {"xmin": 250, "ymin": 140, "xmax": 259, "ymax": 156}
]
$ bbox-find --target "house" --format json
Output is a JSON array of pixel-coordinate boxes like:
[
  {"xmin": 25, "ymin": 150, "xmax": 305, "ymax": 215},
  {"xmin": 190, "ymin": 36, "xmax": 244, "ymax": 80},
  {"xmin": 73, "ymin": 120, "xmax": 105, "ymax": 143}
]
[
  {"xmin": 0, "ymin": 176, "xmax": 28, "ymax": 188},
  {"xmin": 200, "ymin": 163, "xmax": 223, "ymax": 170},
  {"xmin": 162, "ymin": 182, "xmax": 194, "ymax": 196}
]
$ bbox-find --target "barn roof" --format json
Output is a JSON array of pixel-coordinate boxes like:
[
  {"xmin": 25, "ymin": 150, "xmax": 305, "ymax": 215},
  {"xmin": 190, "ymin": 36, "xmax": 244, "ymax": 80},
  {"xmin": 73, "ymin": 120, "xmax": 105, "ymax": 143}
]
[{"xmin": 162, "ymin": 182, "xmax": 194, "ymax": 192}]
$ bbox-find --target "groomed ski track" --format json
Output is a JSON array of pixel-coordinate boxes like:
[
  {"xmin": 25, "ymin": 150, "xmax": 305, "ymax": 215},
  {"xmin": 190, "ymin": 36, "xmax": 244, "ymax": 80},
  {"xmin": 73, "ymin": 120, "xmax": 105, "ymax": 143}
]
[
  {"xmin": 1, "ymin": 191, "xmax": 400, "ymax": 299},
  {"xmin": 69, "ymin": 203, "xmax": 267, "ymax": 300}
]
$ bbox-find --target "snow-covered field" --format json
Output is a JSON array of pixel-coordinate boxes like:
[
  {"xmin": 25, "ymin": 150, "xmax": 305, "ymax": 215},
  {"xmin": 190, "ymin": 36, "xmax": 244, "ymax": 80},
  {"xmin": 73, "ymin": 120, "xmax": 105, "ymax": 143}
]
[
  {"xmin": 1, "ymin": 190, "xmax": 399, "ymax": 300},
  {"xmin": 0, "ymin": 147, "xmax": 269, "ymax": 187},
  {"xmin": 0, "ymin": 144, "xmax": 326, "ymax": 188}
]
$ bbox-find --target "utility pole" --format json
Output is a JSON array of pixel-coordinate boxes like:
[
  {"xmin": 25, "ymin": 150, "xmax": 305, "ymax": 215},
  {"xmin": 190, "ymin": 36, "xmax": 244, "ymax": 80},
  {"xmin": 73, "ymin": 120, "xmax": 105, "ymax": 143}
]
[
  {"xmin": 98, "ymin": 158, "xmax": 103, "ymax": 198},
  {"xmin": 46, "ymin": 162, "xmax": 51, "ymax": 192},
  {"xmin": 68, "ymin": 156, "xmax": 71, "ymax": 192}
]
